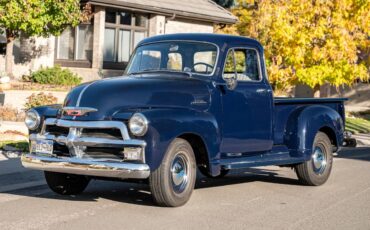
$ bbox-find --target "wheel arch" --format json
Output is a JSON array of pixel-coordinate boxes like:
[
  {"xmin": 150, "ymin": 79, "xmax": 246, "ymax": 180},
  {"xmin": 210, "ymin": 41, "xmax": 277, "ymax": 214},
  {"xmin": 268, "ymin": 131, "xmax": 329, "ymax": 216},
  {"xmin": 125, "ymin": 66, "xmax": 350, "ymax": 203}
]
[
  {"xmin": 178, "ymin": 133, "xmax": 210, "ymax": 172},
  {"xmin": 284, "ymin": 105, "xmax": 344, "ymax": 160},
  {"xmin": 319, "ymin": 126, "xmax": 339, "ymax": 152}
]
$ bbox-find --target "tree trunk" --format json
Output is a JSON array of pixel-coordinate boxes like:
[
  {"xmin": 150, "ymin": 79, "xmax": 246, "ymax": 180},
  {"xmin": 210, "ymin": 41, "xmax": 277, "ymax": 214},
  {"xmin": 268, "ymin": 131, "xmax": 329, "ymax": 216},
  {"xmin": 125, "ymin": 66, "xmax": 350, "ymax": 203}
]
[
  {"xmin": 5, "ymin": 29, "xmax": 15, "ymax": 78},
  {"xmin": 313, "ymin": 85, "xmax": 321, "ymax": 98}
]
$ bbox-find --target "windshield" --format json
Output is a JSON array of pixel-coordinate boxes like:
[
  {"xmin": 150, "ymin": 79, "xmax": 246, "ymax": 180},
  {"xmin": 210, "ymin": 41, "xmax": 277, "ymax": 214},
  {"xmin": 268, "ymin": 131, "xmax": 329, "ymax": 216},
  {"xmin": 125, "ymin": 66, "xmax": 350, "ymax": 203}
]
[{"xmin": 126, "ymin": 41, "xmax": 218, "ymax": 76}]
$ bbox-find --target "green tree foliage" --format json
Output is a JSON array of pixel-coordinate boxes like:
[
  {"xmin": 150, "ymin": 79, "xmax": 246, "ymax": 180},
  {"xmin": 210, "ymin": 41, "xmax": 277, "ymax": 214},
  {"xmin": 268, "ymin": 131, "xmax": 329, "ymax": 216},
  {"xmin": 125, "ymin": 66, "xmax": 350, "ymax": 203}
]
[
  {"xmin": 0, "ymin": 0, "xmax": 89, "ymax": 76},
  {"xmin": 220, "ymin": 0, "xmax": 370, "ymax": 96}
]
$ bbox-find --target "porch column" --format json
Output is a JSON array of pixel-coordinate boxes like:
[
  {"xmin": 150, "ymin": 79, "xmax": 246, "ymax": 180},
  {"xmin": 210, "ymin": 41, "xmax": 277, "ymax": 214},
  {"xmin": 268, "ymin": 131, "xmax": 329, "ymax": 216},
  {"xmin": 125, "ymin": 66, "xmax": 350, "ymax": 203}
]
[
  {"xmin": 148, "ymin": 15, "xmax": 166, "ymax": 36},
  {"xmin": 92, "ymin": 6, "xmax": 105, "ymax": 70}
]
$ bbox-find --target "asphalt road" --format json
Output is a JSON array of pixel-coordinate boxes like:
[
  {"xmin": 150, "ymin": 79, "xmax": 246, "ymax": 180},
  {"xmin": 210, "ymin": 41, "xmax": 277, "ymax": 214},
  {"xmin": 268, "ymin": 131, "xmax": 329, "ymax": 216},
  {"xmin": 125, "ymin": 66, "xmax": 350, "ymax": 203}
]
[{"xmin": 0, "ymin": 147, "xmax": 369, "ymax": 230}]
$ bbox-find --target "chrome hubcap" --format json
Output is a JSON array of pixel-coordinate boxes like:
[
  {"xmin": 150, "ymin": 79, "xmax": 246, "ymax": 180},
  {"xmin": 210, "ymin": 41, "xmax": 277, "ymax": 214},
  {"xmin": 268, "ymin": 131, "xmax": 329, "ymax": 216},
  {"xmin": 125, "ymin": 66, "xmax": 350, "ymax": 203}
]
[
  {"xmin": 171, "ymin": 153, "xmax": 189, "ymax": 193},
  {"xmin": 312, "ymin": 146, "xmax": 327, "ymax": 175}
]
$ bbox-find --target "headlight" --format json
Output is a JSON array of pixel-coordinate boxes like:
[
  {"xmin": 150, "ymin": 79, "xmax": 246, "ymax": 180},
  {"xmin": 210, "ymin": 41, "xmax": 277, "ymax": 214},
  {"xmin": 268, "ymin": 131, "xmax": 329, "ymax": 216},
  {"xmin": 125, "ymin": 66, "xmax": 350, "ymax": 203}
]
[
  {"xmin": 129, "ymin": 113, "xmax": 148, "ymax": 136},
  {"xmin": 25, "ymin": 109, "xmax": 41, "ymax": 130}
]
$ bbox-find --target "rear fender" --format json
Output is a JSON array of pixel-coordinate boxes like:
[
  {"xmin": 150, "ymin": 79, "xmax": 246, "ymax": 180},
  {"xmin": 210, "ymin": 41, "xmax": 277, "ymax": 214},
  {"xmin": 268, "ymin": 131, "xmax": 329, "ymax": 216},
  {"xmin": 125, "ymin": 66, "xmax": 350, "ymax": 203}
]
[{"xmin": 284, "ymin": 105, "xmax": 344, "ymax": 160}]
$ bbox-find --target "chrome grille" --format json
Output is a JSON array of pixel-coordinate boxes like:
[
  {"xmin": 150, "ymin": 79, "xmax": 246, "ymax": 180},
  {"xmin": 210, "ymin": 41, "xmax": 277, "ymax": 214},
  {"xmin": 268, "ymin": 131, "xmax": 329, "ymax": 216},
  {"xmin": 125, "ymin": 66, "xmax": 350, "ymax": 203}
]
[{"xmin": 32, "ymin": 118, "xmax": 146, "ymax": 162}]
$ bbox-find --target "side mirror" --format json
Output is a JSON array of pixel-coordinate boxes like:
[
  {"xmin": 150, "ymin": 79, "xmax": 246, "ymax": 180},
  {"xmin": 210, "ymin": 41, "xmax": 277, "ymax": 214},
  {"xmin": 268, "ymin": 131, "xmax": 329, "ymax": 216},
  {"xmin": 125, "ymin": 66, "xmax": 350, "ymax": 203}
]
[{"xmin": 225, "ymin": 74, "xmax": 238, "ymax": 90}]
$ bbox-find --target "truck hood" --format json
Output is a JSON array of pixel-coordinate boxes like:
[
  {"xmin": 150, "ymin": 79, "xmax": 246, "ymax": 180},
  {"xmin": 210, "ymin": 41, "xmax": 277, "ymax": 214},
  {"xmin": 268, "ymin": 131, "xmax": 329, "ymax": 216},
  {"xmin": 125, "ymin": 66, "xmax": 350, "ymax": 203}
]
[{"xmin": 62, "ymin": 75, "xmax": 211, "ymax": 120}]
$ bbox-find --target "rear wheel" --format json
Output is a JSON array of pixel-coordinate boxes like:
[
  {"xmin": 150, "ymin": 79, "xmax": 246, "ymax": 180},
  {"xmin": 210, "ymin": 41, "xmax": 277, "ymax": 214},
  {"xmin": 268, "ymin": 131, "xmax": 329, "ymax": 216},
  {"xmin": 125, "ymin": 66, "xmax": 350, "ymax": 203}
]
[
  {"xmin": 295, "ymin": 132, "xmax": 333, "ymax": 186},
  {"xmin": 149, "ymin": 138, "xmax": 196, "ymax": 207},
  {"xmin": 44, "ymin": 171, "xmax": 90, "ymax": 195}
]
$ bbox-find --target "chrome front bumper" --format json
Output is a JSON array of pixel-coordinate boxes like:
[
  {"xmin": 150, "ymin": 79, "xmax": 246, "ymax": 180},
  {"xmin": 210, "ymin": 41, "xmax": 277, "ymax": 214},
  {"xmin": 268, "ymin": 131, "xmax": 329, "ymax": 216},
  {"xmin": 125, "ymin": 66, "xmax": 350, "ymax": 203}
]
[
  {"xmin": 21, "ymin": 154, "xmax": 150, "ymax": 179},
  {"xmin": 21, "ymin": 118, "xmax": 150, "ymax": 179}
]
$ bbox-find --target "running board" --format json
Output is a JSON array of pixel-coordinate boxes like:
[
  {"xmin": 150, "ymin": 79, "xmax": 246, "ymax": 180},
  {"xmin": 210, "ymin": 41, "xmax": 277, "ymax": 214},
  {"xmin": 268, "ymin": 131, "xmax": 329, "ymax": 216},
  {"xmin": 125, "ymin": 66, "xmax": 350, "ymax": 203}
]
[{"xmin": 218, "ymin": 151, "xmax": 305, "ymax": 170}]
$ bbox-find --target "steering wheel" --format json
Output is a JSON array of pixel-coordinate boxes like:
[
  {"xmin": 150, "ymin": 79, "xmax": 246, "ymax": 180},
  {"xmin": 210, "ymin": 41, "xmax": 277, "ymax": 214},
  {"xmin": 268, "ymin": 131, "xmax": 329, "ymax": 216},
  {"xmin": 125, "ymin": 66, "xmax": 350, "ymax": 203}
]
[{"xmin": 193, "ymin": 62, "xmax": 214, "ymax": 74}]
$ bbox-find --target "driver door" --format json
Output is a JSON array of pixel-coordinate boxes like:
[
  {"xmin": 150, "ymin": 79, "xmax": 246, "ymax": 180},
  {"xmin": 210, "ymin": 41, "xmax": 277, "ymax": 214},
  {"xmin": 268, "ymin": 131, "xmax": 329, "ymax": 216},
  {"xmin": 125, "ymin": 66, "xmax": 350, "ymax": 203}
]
[{"xmin": 220, "ymin": 47, "xmax": 273, "ymax": 154}]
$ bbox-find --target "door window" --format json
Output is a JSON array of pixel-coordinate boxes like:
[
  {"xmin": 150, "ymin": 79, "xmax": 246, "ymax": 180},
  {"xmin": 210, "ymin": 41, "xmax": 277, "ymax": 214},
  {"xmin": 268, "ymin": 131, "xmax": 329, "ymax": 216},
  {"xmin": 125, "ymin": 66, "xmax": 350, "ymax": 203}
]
[{"xmin": 223, "ymin": 48, "xmax": 261, "ymax": 81}]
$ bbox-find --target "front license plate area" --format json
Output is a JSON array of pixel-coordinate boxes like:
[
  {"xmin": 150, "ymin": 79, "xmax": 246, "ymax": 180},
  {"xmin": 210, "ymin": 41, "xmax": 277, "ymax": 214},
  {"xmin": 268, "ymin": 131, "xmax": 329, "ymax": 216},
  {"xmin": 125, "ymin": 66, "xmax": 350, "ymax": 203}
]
[{"xmin": 32, "ymin": 140, "xmax": 54, "ymax": 155}]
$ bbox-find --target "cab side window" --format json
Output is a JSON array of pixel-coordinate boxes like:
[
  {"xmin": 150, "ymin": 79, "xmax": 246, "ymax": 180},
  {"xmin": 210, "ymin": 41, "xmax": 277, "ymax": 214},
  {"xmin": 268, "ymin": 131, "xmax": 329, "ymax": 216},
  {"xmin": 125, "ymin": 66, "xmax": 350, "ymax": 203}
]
[{"xmin": 223, "ymin": 48, "xmax": 260, "ymax": 81}]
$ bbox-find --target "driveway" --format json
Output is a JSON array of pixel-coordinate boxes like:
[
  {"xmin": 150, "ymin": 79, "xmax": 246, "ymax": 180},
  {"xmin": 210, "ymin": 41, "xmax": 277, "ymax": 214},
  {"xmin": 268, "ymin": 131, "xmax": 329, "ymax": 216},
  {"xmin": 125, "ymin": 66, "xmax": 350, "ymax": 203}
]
[{"xmin": 0, "ymin": 147, "xmax": 369, "ymax": 230}]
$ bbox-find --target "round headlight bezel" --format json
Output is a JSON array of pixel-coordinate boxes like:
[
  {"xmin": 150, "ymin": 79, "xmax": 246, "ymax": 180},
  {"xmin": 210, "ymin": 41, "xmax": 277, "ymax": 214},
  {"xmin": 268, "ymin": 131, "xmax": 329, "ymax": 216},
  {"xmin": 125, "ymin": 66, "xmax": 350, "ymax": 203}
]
[
  {"xmin": 25, "ymin": 109, "xmax": 41, "ymax": 130},
  {"xmin": 128, "ymin": 113, "xmax": 149, "ymax": 137}
]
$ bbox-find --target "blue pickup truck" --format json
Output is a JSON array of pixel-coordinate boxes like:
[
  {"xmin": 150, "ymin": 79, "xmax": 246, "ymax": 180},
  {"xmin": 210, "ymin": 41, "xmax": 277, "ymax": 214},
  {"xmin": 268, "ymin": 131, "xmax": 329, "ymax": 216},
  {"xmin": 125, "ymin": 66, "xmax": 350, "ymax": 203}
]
[{"xmin": 21, "ymin": 34, "xmax": 346, "ymax": 207}]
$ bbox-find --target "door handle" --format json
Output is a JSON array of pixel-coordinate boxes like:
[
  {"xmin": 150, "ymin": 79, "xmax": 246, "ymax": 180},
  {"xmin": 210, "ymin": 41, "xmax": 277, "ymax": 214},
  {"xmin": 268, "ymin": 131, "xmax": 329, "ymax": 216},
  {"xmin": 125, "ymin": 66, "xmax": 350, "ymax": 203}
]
[{"xmin": 256, "ymin": 89, "xmax": 267, "ymax": 94}]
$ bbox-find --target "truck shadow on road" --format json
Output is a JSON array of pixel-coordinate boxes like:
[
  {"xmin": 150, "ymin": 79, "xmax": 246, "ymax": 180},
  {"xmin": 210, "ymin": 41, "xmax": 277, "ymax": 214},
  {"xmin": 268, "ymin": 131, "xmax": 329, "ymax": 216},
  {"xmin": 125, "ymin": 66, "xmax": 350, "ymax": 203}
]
[
  {"xmin": 335, "ymin": 147, "xmax": 370, "ymax": 162},
  {"xmin": 1, "ymin": 166, "xmax": 302, "ymax": 207},
  {"xmin": 1, "ymin": 147, "xmax": 369, "ymax": 207}
]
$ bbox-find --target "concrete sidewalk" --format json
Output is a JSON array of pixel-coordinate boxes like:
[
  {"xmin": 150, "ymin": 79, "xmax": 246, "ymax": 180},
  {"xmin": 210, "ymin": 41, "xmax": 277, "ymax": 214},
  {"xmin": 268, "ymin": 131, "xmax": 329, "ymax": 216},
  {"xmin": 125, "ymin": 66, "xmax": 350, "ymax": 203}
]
[{"xmin": 0, "ymin": 121, "xmax": 28, "ymax": 135}]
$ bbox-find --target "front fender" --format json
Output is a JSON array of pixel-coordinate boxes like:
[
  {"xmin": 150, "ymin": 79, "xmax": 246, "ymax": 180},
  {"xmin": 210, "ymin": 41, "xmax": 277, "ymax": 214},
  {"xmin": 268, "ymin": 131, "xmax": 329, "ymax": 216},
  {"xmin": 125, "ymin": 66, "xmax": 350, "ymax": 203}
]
[
  {"xmin": 139, "ymin": 108, "xmax": 221, "ymax": 172},
  {"xmin": 29, "ymin": 105, "xmax": 62, "ymax": 133},
  {"xmin": 284, "ymin": 105, "xmax": 344, "ymax": 160}
]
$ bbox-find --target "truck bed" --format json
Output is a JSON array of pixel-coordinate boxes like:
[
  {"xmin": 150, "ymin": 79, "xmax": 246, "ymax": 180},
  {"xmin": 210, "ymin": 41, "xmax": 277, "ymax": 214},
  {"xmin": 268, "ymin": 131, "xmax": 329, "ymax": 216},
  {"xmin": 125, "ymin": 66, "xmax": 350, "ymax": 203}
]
[
  {"xmin": 273, "ymin": 97, "xmax": 347, "ymax": 145},
  {"xmin": 274, "ymin": 97, "xmax": 348, "ymax": 105}
]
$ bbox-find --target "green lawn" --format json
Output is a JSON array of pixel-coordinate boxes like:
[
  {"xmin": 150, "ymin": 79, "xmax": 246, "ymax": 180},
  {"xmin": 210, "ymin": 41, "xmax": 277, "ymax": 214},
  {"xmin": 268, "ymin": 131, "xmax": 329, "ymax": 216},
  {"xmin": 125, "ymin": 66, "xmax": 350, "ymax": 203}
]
[
  {"xmin": 0, "ymin": 141, "xmax": 29, "ymax": 152},
  {"xmin": 346, "ymin": 117, "xmax": 370, "ymax": 134}
]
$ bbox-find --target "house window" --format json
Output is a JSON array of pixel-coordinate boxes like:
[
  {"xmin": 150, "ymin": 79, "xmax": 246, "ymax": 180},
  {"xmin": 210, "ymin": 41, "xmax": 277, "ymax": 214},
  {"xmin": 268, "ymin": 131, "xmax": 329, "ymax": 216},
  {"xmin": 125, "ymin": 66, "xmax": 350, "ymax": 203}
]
[
  {"xmin": 55, "ymin": 23, "xmax": 93, "ymax": 68},
  {"xmin": 0, "ymin": 29, "xmax": 6, "ymax": 55},
  {"xmin": 103, "ymin": 10, "xmax": 148, "ymax": 69}
]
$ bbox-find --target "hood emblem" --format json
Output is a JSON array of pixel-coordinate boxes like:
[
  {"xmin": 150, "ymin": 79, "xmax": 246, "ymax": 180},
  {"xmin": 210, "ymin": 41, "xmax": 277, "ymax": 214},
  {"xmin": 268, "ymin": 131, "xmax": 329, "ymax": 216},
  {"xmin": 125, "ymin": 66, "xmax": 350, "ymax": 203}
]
[{"xmin": 62, "ymin": 107, "xmax": 98, "ymax": 116}]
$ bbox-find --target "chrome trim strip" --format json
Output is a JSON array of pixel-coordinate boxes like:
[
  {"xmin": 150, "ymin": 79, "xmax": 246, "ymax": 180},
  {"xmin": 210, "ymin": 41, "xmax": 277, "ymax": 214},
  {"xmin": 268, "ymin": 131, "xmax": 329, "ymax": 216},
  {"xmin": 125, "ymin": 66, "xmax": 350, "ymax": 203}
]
[
  {"xmin": 40, "ymin": 118, "xmax": 132, "ymax": 140},
  {"xmin": 21, "ymin": 154, "xmax": 150, "ymax": 179},
  {"xmin": 29, "ymin": 134, "xmax": 146, "ymax": 148},
  {"xmin": 74, "ymin": 81, "xmax": 98, "ymax": 120},
  {"xmin": 76, "ymin": 82, "xmax": 96, "ymax": 107},
  {"xmin": 54, "ymin": 119, "xmax": 131, "ymax": 140}
]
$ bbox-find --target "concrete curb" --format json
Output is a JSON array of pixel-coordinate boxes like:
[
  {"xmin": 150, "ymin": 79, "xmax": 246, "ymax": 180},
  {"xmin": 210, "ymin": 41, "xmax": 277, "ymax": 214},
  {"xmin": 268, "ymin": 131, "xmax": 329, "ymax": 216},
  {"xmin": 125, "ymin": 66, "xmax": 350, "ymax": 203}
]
[{"xmin": 353, "ymin": 134, "xmax": 370, "ymax": 147}]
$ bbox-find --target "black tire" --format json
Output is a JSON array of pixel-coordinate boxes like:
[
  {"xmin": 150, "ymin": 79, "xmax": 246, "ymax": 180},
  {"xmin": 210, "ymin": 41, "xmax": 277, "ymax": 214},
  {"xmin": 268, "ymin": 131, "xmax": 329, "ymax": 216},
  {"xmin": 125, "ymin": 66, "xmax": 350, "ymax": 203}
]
[
  {"xmin": 199, "ymin": 166, "xmax": 229, "ymax": 178},
  {"xmin": 149, "ymin": 138, "xmax": 196, "ymax": 207},
  {"xmin": 294, "ymin": 132, "xmax": 333, "ymax": 186},
  {"xmin": 44, "ymin": 171, "xmax": 90, "ymax": 195},
  {"xmin": 343, "ymin": 138, "xmax": 357, "ymax": 148}
]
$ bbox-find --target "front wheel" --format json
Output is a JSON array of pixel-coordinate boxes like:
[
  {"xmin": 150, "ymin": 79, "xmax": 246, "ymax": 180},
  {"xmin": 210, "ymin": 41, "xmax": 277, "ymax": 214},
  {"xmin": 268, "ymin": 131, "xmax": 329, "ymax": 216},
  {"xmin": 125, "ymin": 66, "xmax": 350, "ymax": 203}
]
[
  {"xmin": 149, "ymin": 138, "xmax": 197, "ymax": 207},
  {"xmin": 294, "ymin": 132, "xmax": 333, "ymax": 186},
  {"xmin": 44, "ymin": 171, "xmax": 90, "ymax": 195}
]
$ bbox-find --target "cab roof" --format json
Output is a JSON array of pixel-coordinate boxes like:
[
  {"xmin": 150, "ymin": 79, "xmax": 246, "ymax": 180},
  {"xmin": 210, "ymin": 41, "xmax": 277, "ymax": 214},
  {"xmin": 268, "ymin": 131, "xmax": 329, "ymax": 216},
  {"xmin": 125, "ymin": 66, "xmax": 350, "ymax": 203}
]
[{"xmin": 138, "ymin": 33, "xmax": 264, "ymax": 52}]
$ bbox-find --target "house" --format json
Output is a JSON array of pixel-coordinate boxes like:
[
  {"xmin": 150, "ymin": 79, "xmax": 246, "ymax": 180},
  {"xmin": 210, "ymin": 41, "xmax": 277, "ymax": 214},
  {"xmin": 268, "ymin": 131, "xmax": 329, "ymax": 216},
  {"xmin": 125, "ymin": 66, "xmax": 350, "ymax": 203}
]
[{"xmin": 0, "ymin": 0, "xmax": 236, "ymax": 81}]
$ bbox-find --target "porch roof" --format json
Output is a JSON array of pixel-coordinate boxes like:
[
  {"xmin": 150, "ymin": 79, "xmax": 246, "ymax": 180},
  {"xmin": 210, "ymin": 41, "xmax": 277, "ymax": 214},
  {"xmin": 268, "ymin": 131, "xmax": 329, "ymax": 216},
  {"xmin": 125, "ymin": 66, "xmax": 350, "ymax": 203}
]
[{"xmin": 88, "ymin": 0, "xmax": 237, "ymax": 24}]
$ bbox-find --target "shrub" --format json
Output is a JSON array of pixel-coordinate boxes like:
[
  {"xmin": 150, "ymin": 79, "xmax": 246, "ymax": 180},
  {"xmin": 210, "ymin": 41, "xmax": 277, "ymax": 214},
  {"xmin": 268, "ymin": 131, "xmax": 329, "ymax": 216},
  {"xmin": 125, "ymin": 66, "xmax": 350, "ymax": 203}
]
[
  {"xmin": 29, "ymin": 66, "xmax": 82, "ymax": 86},
  {"xmin": 24, "ymin": 92, "xmax": 58, "ymax": 110},
  {"xmin": 0, "ymin": 106, "xmax": 25, "ymax": 122}
]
